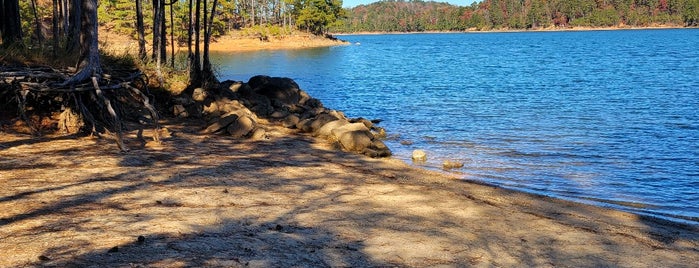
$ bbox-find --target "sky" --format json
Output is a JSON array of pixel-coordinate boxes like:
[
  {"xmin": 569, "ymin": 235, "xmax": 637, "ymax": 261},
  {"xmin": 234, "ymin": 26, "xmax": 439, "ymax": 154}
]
[{"xmin": 343, "ymin": 0, "xmax": 479, "ymax": 8}]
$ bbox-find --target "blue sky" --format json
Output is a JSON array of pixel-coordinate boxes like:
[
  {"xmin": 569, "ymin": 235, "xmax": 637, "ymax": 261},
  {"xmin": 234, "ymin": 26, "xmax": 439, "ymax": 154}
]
[{"xmin": 343, "ymin": 0, "xmax": 479, "ymax": 8}]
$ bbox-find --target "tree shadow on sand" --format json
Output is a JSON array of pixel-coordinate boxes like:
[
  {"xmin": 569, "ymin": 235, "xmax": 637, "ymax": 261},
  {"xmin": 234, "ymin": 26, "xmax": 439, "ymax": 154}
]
[{"xmin": 1, "ymin": 121, "xmax": 698, "ymax": 267}]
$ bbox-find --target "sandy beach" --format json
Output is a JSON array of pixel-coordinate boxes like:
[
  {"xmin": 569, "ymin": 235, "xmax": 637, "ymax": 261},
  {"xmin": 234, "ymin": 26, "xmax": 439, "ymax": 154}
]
[
  {"xmin": 1, "ymin": 117, "xmax": 698, "ymax": 267},
  {"xmin": 101, "ymin": 30, "xmax": 349, "ymax": 55}
]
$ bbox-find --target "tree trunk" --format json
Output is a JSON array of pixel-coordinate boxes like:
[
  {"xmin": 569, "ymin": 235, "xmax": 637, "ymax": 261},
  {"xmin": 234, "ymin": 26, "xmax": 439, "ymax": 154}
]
[
  {"xmin": 152, "ymin": 0, "xmax": 162, "ymax": 61},
  {"xmin": 136, "ymin": 0, "xmax": 147, "ymax": 61},
  {"xmin": 30, "ymin": 0, "xmax": 44, "ymax": 47},
  {"xmin": 1, "ymin": 0, "xmax": 23, "ymax": 46},
  {"xmin": 189, "ymin": 0, "xmax": 203, "ymax": 87},
  {"xmin": 170, "ymin": 1, "xmax": 175, "ymax": 68},
  {"xmin": 52, "ymin": 0, "xmax": 60, "ymax": 53},
  {"xmin": 203, "ymin": 0, "xmax": 219, "ymax": 82},
  {"xmin": 66, "ymin": 0, "xmax": 81, "ymax": 52},
  {"xmin": 63, "ymin": 0, "xmax": 101, "ymax": 84}
]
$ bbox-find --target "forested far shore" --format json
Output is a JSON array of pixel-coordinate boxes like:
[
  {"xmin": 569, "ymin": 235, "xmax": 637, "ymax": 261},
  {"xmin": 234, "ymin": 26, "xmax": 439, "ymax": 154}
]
[{"xmin": 332, "ymin": 0, "xmax": 699, "ymax": 33}]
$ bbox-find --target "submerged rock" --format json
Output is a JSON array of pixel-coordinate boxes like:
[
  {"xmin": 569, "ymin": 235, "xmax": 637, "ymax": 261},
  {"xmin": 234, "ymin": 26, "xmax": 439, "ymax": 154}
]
[
  {"xmin": 442, "ymin": 160, "xmax": 464, "ymax": 170},
  {"xmin": 412, "ymin": 149, "xmax": 427, "ymax": 162}
]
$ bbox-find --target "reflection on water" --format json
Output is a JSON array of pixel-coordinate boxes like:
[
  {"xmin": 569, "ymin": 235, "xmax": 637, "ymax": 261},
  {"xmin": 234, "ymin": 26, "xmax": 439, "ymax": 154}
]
[{"xmin": 213, "ymin": 30, "xmax": 699, "ymax": 224}]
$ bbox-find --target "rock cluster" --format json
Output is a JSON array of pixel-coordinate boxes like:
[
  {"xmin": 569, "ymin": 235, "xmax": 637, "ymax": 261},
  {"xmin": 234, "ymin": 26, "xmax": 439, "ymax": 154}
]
[{"xmin": 175, "ymin": 75, "xmax": 391, "ymax": 157}]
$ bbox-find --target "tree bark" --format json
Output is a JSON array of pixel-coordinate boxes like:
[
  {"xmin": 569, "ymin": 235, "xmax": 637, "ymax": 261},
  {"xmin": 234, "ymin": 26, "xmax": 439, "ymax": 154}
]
[
  {"xmin": 52, "ymin": 0, "xmax": 60, "ymax": 53},
  {"xmin": 66, "ymin": 0, "xmax": 81, "ymax": 52},
  {"xmin": 203, "ymin": 0, "xmax": 219, "ymax": 81},
  {"xmin": 62, "ymin": 0, "xmax": 101, "ymax": 84},
  {"xmin": 30, "ymin": 0, "xmax": 44, "ymax": 47},
  {"xmin": 189, "ymin": 0, "xmax": 203, "ymax": 87},
  {"xmin": 136, "ymin": 0, "xmax": 147, "ymax": 61},
  {"xmin": 1, "ymin": 0, "xmax": 23, "ymax": 46}
]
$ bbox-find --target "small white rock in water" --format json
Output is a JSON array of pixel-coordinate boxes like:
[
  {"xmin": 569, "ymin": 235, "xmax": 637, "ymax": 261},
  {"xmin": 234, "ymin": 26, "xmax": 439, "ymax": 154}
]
[
  {"xmin": 442, "ymin": 160, "xmax": 464, "ymax": 170},
  {"xmin": 412, "ymin": 149, "xmax": 427, "ymax": 162}
]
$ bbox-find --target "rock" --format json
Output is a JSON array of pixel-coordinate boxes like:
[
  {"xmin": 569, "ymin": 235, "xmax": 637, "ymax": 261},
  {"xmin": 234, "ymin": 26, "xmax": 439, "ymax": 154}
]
[
  {"xmin": 227, "ymin": 115, "xmax": 255, "ymax": 138},
  {"xmin": 372, "ymin": 127, "xmax": 387, "ymax": 139},
  {"xmin": 247, "ymin": 75, "xmax": 271, "ymax": 89},
  {"xmin": 250, "ymin": 76, "xmax": 302, "ymax": 106},
  {"xmin": 202, "ymin": 101, "xmax": 220, "ymax": 117},
  {"xmin": 248, "ymin": 94, "xmax": 273, "ymax": 116},
  {"xmin": 367, "ymin": 140, "xmax": 392, "ymax": 157},
  {"xmin": 350, "ymin": 117, "xmax": 373, "ymax": 129},
  {"xmin": 204, "ymin": 113, "xmax": 239, "ymax": 134},
  {"xmin": 400, "ymin": 140, "xmax": 413, "ymax": 145},
  {"xmin": 328, "ymin": 110, "xmax": 347, "ymax": 121},
  {"xmin": 305, "ymin": 98, "xmax": 323, "ymax": 108},
  {"xmin": 282, "ymin": 114, "xmax": 300, "ymax": 128},
  {"xmin": 412, "ymin": 149, "xmax": 427, "ymax": 162},
  {"xmin": 250, "ymin": 128, "xmax": 267, "ymax": 140},
  {"xmin": 270, "ymin": 110, "xmax": 290, "ymax": 119},
  {"xmin": 331, "ymin": 123, "xmax": 373, "ymax": 152},
  {"xmin": 442, "ymin": 160, "xmax": 464, "ymax": 169},
  {"xmin": 298, "ymin": 113, "xmax": 340, "ymax": 133},
  {"xmin": 298, "ymin": 90, "xmax": 311, "ymax": 105},
  {"xmin": 301, "ymin": 107, "xmax": 326, "ymax": 119},
  {"xmin": 226, "ymin": 81, "xmax": 243, "ymax": 92},
  {"xmin": 218, "ymin": 99, "xmax": 246, "ymax": 114},
  {"xmin": 192, "ymin": 88, "xmax": 208, "ymax": 102},
  {"xmin": 315, "ymin": 119, "xmax": 349, "ymax": 138},
  {"xmin": 173, "ymin": 104, "xmax": 188, "ymax": 118}
]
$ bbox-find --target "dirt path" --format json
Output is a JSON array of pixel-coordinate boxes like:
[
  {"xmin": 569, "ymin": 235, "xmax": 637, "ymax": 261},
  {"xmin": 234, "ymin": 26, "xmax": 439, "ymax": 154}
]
[{"xmin": 1, "ymin": 121, "xmax": 698, "ymax": 267}]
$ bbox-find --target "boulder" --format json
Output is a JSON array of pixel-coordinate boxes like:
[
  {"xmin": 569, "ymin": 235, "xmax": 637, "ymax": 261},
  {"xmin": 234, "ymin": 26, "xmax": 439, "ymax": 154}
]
[
  {"xmin": 400, "ymin": 140, "xmax": 414, "ymax": 145},
  {"xmin": 367, "ymin": 140, "xmax": 392, "ymax": 157},
  {"xmin": 315, "ymin": 119, "xmax": 350, "ymax": 138},
  {"xmin": 192, "ymin": 88, "xmax": 208, "ymax": 102},
  {"xmin": 247, "ymin": 94, "xmax": 273, "ymax": 116},
  {"xmin": 372, "ymin": 127, "xmax": 387, "ymax": 139},
  {"xmin": 250, "ymin": 128, "xmax": 267, "ymax": 141},
  {"xmin": 227, "ymin": 115, "xmax": 255, "ymax": 138},
  {"xmin": 282, "ymin": 114, "xmax": 300, "ymax": 128},
  {"xmin": 249, "ymin": 75, "xmax": 302, "ymax": 106},
  {"xmin": 204, "ymin": 113, "xmax": 239, "ymax": 134},
  {"xmin": 297, "ymin": 113, "xmax": 340, "ymax": 133},
  {"xmin": 331, "ymin": 123, "xmax": 373, "ymax": 152},
  {"xmin": 442, "ymin": 160, "xmax": 464, "ymax": 170},
  {"xmin": 350, "ymin": 117, "xmax": 373, "ymax": 129},
  {"xmin": 412, "ymin": 149, "xmax": 427, "ymax": 162}
]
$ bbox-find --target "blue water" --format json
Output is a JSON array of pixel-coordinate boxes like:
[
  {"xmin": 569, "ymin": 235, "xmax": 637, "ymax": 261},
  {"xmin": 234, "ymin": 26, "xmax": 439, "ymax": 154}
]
[{"xmin": 212, "ymin": 29, "xmax": 699, "ymax": 224}]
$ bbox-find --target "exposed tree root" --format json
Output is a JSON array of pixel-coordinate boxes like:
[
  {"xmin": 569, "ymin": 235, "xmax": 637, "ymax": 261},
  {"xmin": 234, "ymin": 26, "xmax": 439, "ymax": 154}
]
[{"xmin": 0, "ymin": 66, "xmax": 160, "ymax": 151}]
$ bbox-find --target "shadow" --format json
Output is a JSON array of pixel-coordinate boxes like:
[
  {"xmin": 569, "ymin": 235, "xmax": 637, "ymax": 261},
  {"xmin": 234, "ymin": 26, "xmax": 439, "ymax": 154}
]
[{"xmin": 1, "ymin": 119, "xmax": 698, "ymax": 267}]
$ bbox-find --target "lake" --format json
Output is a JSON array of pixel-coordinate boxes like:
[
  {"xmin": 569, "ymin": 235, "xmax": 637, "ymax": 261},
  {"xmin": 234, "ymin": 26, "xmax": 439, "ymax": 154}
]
[{"xmin": 212, "ymin": 29, "xmax": 699, "ymax": 224}]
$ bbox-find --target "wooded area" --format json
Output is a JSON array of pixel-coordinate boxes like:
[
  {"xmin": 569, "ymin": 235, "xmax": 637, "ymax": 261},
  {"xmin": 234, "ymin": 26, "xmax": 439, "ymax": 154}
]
[
  {"xmin": 333, "ymin": 0, "xmax": 699, "ymax": 32},
  {"xmin": 0, "ymin": 0, "xmax": 346, "ymax": 149},
  {"xmin": 0, "ymin": 0, "xmax": 224, "ymax": 150}
]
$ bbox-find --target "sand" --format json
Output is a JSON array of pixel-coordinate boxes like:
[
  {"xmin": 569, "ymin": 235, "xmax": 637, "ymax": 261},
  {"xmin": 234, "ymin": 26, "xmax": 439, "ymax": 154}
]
[
  {"xmin": 100, "ymin": 31, "xmax": 349, "ymax": 55},
  {"xmin": 1, "ymin": 118, "xmax": 698, "ymax": 267}
]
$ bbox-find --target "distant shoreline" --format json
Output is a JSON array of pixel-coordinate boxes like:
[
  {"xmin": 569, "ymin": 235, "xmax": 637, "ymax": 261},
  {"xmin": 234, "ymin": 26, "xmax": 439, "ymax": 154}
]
[
  {"xmin": 332, "ymin": 25, "xmax": 695, "ymax": 35},
  {"xmin": 101, "ymin": 30, "xmax": 349, "ymax": 54}
]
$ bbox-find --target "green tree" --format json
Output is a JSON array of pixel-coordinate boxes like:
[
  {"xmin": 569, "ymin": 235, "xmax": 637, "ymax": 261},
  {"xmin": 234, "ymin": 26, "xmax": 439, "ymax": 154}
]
[
  {"xmin": 527, "ymin": 0, "xmax": 550, "ymax": 28},
  {"xmin": 294, "ymin": 0, "xmax": 345, "ymax": 34},
  {"xmin": 685, "ymin": 0, "xmax": 699, "ymax": 25}
]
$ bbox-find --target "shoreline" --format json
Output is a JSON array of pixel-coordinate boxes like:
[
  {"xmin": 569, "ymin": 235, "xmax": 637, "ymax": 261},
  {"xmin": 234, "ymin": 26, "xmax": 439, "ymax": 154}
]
[
  {"xmin": 2, "ymin": 115, "xmax": 699, "ymax": 266},
  {"xmin": 393, "ymin": 152, "xmax": 699, "ymax": 226},
  {"xmin": 333, "ymin": 24, "xmax": 695, "ymax": 35},
  {"xmin": 100, "ymin": 31, "xmax": 349, "ymax": 55}
]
